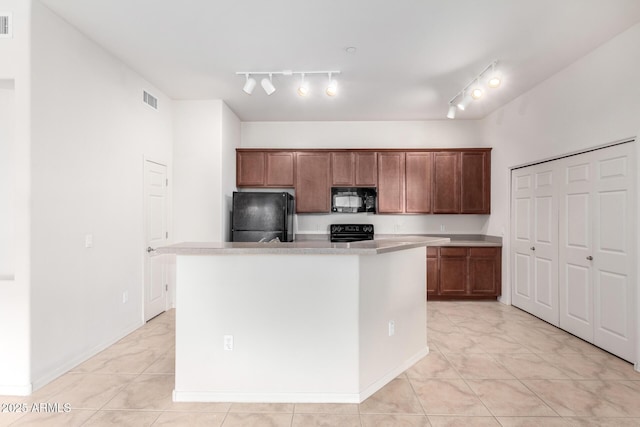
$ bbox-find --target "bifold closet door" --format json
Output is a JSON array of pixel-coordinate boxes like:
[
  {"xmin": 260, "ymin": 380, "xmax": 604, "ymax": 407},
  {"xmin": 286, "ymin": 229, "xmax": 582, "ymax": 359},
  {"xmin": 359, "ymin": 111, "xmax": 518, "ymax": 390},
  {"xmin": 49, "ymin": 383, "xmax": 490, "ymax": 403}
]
[
  {"xmin": 511, "ymin": 164, "xmax": 559, "ymax": 326},
  {"xmin": 559, "ymin": 143, "xmax": 635, "ymax": 361}
]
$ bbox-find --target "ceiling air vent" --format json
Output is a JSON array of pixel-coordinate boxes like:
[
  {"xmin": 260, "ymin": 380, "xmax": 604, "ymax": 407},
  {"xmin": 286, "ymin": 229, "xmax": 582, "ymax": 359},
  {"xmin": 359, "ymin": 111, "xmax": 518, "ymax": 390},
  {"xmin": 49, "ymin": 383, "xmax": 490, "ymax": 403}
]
[
  {"xmin": 143, "ymin": 90, "xmax": 158, "ymax": 110},
  {"xmin": 0, "ymin": 14, "xmax": 12, "ymax": 38}
]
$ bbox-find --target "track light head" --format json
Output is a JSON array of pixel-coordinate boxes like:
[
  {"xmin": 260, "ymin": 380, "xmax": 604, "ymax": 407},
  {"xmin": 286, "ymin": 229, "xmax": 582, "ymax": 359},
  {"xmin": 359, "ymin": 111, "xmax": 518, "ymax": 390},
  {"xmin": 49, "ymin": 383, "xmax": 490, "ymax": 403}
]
[
  {"xmin": 326, "ymin": 73, "xmax": 338, "ymax": 96},
  {"xmin": 488, "ymin": 63, "xmax": 501, "ymax": 88},
  {"xmin": 297, "ymin": 73, "xmax": 309, "ymax": 97},
  {"xmin": 488, "ymin": 75, "xmax": 501, "ymax": 88},
  {"xmin": 447, "ymin": 104, "xmax": 457, "ymax": 119},
  {"xmin": 456, "ymin": 91, "xmax": 472, "ymax": 111},
  {"xmin": 243, "ymin": 74, "xmax": 256, "ymax": 95},
  {"xmin": 471, "ymin": 78, "xmax": 483, "ymax": 99},
  {"xmin": 261, "ymin": 74, "xmax": 276, "ymax": 95}
]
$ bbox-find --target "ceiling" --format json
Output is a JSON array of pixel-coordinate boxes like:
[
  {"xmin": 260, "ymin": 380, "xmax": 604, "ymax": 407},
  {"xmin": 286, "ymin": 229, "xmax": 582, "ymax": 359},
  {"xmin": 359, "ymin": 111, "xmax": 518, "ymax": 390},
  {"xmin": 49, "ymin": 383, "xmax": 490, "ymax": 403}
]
[{"xmin": 38, "ymin": 0, "xmax": 640, "ymax": 122}]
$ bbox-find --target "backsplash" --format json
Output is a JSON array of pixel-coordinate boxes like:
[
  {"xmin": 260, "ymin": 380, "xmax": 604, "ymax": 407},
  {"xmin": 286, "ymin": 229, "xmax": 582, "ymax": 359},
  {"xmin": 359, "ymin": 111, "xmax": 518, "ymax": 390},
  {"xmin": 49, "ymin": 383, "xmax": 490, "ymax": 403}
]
[{"xmin": 295, "ymin": 213, "xmax": 491, "ymax": 235}]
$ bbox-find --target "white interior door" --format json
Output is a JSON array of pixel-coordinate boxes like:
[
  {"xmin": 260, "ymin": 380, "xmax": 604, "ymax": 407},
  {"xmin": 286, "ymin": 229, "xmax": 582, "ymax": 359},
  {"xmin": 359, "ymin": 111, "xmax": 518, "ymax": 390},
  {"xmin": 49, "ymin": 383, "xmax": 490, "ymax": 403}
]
[
  {"xmin": 511, "ymin": 164, "xmax": 559, "ymax": 325},
  {"xmin": 557, "ymin": 142, "xmax": 635, "ymax": 361},
  {"xmin": 512, "ymin": 168, "xmax": 535, "ymax": 314},
  {"xmin": 144, "ymin": 160, "xmax": 168, "ymax": 321},
  {"xmin": 559, "ymin": 154, "xmax": 595, "ymax": 341},
  {"xmin": 592, "ymin": 144, "xmax": 635, "ymax": 361}
]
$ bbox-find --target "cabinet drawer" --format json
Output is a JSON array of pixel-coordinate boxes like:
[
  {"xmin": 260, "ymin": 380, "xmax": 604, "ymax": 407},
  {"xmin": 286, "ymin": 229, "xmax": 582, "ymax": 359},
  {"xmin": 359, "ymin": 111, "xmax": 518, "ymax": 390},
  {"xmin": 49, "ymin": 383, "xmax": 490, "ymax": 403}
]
[
  {"xmin": 440, "ymin": 247, "xmax": 468, "ymax": 257},
  {"xmin": 426, "ymin": 247, "xmax": 438, "ymax": 257},
  {"xmin": 469, "ymin": 247, "xmax": 499, "ymax": 257}
]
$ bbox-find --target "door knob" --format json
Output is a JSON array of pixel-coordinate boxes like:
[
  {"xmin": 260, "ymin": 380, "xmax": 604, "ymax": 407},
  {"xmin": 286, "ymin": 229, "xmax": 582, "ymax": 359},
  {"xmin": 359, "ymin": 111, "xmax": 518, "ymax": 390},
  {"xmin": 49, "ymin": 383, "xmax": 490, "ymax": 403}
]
[
  {"xmin": 530, "ymin": 246, "xmax": 536, "ymax": 251},
  {"xmin": 147, "ymin": 246, "xmax": 155, "ymax": 253},
  {"xmin": 586, "ymin": 255, "xmax": 593, "ymax": 261}
]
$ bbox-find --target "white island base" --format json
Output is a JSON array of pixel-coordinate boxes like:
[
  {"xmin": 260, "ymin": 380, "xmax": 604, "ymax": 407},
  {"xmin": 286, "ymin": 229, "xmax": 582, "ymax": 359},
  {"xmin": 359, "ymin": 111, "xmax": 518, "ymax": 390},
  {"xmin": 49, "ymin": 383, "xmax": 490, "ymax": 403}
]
[{"xmin": 172, "ymin": 245, "xmax": 428, "ymax": 403}]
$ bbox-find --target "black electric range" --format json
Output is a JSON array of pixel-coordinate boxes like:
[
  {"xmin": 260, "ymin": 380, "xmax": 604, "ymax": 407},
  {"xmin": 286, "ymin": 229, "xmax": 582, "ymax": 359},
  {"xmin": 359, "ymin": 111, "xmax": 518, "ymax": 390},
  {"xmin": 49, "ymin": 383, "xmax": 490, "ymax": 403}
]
[{"xmin": 330, "ymin": 224, "xmax": 375, "ymax": 243}]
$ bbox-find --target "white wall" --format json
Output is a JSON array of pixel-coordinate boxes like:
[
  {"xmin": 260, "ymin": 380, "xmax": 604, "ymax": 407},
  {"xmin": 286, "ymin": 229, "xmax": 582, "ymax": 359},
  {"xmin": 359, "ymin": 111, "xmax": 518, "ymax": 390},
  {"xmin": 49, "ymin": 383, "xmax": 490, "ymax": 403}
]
[
  {"xmin": 0, "ymin": 0, "xmax": 31, "ymax": 395},
  {"xmin": 481, "ymin": 23, "xmax": 640, "ymax": 307},
  {"xmin": 173, "ymin": 100, "xmax": 223, "ymax": 242},
  {"xmin": 0, "ymin": 83, "xmax": 15, "ymax": 277},
  {"xmin": 241, "ymin": 120, "xmax": 491, "ymax": 235},
  {"xmin": 221, "ymin": 103, "xmax": 241, "ymax": 241},
  {"xmin": 173, "ymin": 100, "xmax": 240, "ymax": 243},
  {"xmin": 29, "ymin": 1, "xmax": 173, "ymax": 389}
]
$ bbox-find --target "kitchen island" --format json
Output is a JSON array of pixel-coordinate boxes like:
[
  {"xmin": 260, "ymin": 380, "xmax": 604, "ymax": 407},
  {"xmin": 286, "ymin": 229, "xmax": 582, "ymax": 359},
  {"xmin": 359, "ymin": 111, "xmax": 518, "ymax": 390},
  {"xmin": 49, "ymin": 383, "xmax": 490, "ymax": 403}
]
[{"xmin": 156, "ymin": 236, "xmax": 448, "ymax": 403}]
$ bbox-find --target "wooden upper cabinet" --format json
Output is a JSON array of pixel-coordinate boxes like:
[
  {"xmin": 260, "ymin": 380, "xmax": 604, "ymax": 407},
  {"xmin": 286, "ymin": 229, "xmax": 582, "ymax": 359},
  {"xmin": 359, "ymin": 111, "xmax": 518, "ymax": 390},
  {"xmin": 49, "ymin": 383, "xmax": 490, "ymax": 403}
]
[
  {"xmin": 432, "ymin": 152, "xmax": 461, "ymax": 213},
  {"xmin": 331, "ymin": 152, "xmax": 378, "ymax": 187},
  {"xmin": 237, "ymin": 148, "xmax": 491, "ymax": 214},
  {"xmin": 266, "ymin": 152, "xmax": 295, "ymax": 187},
  {"xmin": 405, "ymin": 152, "xmax": 432, "ymax": 213},
  {"xmin": 237, "ymin": 150, "xmax": 295, "ymax": 187},
  {"xmin": 377, "ymin": 152, "xmax": 405, "ymax": 213},
  {"xmin": 461, "ymin": 151, "xmax": 490, "ymax": 214},
  {"xmin": 354, "ymin": 152, "xmax": 377, "ymax": 186},
  {"xmin": 331, "ymin": 152, "xmax": 354, "ymax": 186},
  {"xmin": 295, "ymin": 152, "xmax": 331, "ymax": 213},
  {"xmin": 237, "ymin": 151, "xmax": 265, "ymax": 187}
]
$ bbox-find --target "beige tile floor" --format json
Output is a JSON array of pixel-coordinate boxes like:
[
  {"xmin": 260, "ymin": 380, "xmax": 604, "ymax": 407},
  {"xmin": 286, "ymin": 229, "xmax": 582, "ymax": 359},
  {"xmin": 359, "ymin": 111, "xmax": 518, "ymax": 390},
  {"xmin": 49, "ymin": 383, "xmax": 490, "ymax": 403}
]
[{"xmin": 2, "ymin": 301, "xmax": 640, "ymax": 426}]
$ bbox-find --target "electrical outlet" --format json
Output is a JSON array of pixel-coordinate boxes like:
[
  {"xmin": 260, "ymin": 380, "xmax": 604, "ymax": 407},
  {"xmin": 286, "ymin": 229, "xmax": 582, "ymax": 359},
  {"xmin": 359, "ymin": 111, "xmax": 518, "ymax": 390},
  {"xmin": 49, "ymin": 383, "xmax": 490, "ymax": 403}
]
[
  {"xmin": 440, "ymin": 224, "xmax": 446, "ymax": 232},
  {"xmin": 122, "ymin": 291, "xmax": 128, "ymax": 304},
  {"xmin": 388, "ymin": 320, "xmax": 395, "ymax": 336},
  {"xmin": 224, "ymin": 335, "xmax": 234, "ymax": 351},
  {"xmin": 85, "ymin": 234, "xmax": 93, "ymax": 248}
]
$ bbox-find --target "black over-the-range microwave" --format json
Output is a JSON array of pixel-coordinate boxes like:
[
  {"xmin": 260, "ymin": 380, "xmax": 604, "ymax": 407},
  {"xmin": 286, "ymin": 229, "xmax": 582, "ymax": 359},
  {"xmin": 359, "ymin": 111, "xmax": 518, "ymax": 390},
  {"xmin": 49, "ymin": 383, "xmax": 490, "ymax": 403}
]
[{"xmin": 331, "ymin": 187, "xmax": 377, "ymax": 213}]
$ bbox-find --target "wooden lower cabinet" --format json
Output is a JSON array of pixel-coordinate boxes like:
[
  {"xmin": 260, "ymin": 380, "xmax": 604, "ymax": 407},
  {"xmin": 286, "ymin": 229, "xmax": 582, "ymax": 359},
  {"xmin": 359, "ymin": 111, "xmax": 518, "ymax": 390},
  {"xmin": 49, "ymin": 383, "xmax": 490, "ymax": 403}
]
[{"xmin": 427, "ymin": 246, "xmax": 501, "ymax": 299}]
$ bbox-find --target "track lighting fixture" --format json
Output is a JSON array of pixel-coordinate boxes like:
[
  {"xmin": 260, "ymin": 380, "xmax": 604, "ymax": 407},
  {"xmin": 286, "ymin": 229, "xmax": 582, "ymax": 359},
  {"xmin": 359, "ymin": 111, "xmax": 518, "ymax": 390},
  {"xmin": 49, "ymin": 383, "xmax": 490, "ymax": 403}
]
[
  {"xmin": 447, "ymin": 104, "xmax": 457, "ymax": 119},
  {"xmin": 471, "ymin": 78, "xmax": 483, "ymax": 100},
  {"xmin": 297, "ymin": 73, "xmax": 309, "ymax": 96},
  {"xmin": 456, "ymin": 91, "xmax": 472, "ymax": 111},
  {"xmin": 447, "ymin": 60, "xmax": 502, "ymax": 119},
  {"xmin": 488, "ymin": 63, "xmax": 501, "ymax": 88},
  {"xmin": 261, "ymin": 73, "xmax": 276, "ymax": 95},
  {"xmin": 326, "ymin": 73, "xmax": 338, "ymax": 97},
  {"xmin": 242, "ymin": 74, "xmax": 256, "ymax": 95},
  {"xmin": 236, "ymin": 70, "xmax": 341, "ymax": 97}
]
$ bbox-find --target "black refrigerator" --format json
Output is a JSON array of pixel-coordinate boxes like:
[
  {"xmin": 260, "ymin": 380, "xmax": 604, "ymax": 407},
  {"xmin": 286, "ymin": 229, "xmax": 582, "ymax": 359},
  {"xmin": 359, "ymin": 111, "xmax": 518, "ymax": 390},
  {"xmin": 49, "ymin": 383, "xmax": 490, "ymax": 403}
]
[{"xmin": 231, "ymin": 192, "xmax": 295, "ymax": 242}]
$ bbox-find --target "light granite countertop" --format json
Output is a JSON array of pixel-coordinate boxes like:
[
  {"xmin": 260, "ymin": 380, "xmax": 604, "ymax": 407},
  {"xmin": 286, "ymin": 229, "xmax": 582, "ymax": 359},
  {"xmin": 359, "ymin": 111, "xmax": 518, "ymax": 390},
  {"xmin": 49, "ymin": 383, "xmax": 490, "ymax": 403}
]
[
  {"xmin": 296, "ymin": 233, "xmax": 503, "ymax": 247},
  {"xmin": 154, "ymin": 236, "xmax": 450, "ymax": 256}
]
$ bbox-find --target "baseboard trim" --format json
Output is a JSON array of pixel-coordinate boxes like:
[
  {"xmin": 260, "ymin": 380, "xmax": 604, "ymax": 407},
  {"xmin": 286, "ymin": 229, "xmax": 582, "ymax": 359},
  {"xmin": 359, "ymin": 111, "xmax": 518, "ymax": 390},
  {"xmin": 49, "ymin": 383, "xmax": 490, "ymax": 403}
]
[
  {"xmin": 358, "ymin": 346, "xmax": 429, "ymax": 402},
  {"xmin": 173, "ymin": 346, "xmax": 429, "ymax": 404},
  {"xmin": 30, "ymin": 320, "xmax": 144, "ymax": 392}
]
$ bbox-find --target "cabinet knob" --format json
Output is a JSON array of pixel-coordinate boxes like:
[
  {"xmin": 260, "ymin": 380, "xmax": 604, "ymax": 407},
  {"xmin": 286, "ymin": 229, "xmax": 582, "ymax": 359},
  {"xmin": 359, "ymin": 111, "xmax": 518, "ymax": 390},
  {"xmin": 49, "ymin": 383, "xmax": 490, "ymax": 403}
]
[
  {"xmin": 147, "ymin": 246, "xmax": 155, "ymax": 253},
  {"xmin": 586, "ymin": 255, "xmax": 593, "ymax": 261},
  {"xmin": 530, "ymin": 246, "xmax": 535, "ymax": 251}
]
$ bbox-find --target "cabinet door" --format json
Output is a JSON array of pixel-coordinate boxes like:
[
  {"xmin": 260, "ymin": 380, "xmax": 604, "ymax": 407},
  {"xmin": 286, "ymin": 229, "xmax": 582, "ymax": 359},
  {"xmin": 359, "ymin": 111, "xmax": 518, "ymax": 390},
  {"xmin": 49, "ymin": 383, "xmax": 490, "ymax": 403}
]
[
  {"xmin": 331, "ymin": 152, "xmax": 355, "ymax": 186},
  {"xmin": 405, "ymin": 152, "xmax": 432, "ymax": 213},
  {"xmin": 295, "ymin": 152, "xmax": 331, "ymax": 213},
  {"xmin": 266, "ymin": 152, "xmax": 295, "ymax": 187},
  {"xmin": 237, "ymin": 151, "xmax": 265, "ymax": 186},
  {"xmin": 426, "ymin": 247, "xmax": 439, "ymax": 298},
  {"xmin": 377, "ymin": 152, "xmax": 405, "ymax": 213},
  {"xmin": 438, "ymin": 247, "xmax": 468, "ymax": 295},
  {"xmin": 354, "ymin": 152, "xmax": 378, "ymax": 186},
  {"xmin": 461, "ymin": 151, "xmax": 490, "ymax": 213},
  {"xmin": 468, "ymin": 247, "xmax": 501, "ymax": 295},
  {"xmin": 433, "ymin": 152, "xmax": 461, "ymax": 213}
]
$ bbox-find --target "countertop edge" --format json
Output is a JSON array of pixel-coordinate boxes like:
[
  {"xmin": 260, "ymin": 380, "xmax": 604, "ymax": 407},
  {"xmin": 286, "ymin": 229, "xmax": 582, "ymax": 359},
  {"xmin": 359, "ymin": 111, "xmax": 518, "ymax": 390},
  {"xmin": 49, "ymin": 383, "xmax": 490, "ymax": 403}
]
[{"xmin": 154, "ymin": 237, "xmax": 451, "ymax": 256}]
